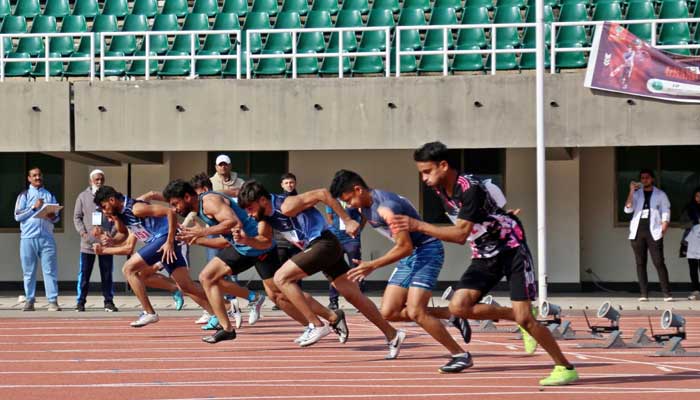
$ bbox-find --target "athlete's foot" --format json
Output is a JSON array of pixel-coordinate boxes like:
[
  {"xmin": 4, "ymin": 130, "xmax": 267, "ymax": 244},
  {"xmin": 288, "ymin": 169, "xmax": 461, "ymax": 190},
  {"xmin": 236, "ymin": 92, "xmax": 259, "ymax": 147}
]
[
  {"xmin": 328, "ymin": 298, "xmax": 339, "ymax": 311},
  {"xmin": 330, "ymin": 309, "xmax": 349, "ymax": 343},
  {"xmin": 202, "ymin": 315, "xmax": 222, "ymax": 331},
  {"xmin": 248, "ymin": 292, "xmax": 266, "ymax": 325},
  {"xmin": 130, "ymin": 312, "xmax": 159, "ymax": 327},
  {"xmin": 539, "ymin": 365, "xmax": 579, "ymax": 386},
  {"xmin": 450, "ymin": 316, "xmax": 472, "ymax": 344},
  {"xmin": 172, "ymin": 290, "xmax": 184, "ymax": 310},
  {"xmin": 439, "ymin": 353, "xmax": 474, "ymax": 373},
  {"xmin": 294, "ymin": 325, "xmax": 314, "ymax": 344},
  {"xmin": 202, "ymin": 328, "xmax": 237, "ymax": 344},
  {"xmin": 385, "ymin": 329, "xmax": 406, "ymax": 360},
  {"xmin": 229, "ymin": 299, "xmax": 242, "ymax": 329},
  {"xmin": 299, "ymin": 324, "xmax": 331, "ymax": 347},
  {"xmin": 519, "ymin": 326, "xmax": 538, "ymax": 354}
]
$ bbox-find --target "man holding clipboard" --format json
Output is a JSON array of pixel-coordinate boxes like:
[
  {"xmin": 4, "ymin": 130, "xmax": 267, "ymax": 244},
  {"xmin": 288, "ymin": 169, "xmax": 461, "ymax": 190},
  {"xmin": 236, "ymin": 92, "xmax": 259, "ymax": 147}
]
[{"xmin": 14, "ymin": 167, "xmax": 62, "ymax": 312}]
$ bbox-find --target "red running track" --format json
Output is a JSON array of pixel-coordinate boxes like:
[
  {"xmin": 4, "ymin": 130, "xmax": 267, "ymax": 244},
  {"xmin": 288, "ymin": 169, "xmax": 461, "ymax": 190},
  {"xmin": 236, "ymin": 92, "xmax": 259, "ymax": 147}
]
[{"xmin": 0, "ymin": 313, "xmax": 699, "ymax": 400}]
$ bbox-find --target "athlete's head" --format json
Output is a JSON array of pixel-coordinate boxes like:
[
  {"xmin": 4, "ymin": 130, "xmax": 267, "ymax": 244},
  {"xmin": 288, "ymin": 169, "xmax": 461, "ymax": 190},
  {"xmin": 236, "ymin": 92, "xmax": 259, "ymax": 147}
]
[
  {"xmin": 163, "ymin": 179, "xmax": 198, "ymax": 217},
  {"xmin": 329, "ymin": 170, "xmax": 371, "ymax": 209},
  {"xmin": 413, "ymin": 141, "xmax": 454, "ymax": 188},
  {"xmin": 238, "ymin": 180, "xmax": 272, "ymax": 220},
  {"xmin": 190, "ymin": 172, "xmax": 212, "ymax": 194},
  {"xmin": 94, "ymin": 186, "xmax": 123, "ymax": 216}
]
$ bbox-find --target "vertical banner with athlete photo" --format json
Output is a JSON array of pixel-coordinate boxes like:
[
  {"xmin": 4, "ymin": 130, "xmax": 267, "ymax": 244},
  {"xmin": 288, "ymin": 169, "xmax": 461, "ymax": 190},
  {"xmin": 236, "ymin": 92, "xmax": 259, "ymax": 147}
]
[{"xmin": 584, "ymin": 22, "xmax": 700, "ymax": 103}]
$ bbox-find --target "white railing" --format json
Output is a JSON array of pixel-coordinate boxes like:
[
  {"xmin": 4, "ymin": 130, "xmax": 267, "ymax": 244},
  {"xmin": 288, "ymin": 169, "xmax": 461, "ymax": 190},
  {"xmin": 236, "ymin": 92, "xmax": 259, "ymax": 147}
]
[{"xmin": 1, "ymin": 18, "xmax": 700, "ymax": 82}]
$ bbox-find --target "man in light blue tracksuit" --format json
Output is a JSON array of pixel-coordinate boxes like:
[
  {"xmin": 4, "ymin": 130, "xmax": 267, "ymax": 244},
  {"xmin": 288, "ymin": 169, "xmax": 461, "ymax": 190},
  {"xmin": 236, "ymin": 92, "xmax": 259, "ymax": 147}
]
[{"xmin": 14, "ymin": 167, "xmax": 61, "ymax": 312}]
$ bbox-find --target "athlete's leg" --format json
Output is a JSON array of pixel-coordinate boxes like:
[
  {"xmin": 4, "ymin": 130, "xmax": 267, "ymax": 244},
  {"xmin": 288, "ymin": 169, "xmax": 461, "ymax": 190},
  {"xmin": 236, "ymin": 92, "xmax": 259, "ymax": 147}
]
[
  {"xmin": 332, "ymin": 274, "xmax": 397, "ymax": 341},
  {"xmin": 199, "ymin": 257, "xmax": 237, "ymax": 332},
  {"xmin": 274, "ymin": 260, "xmax": 323, "ymax": 326},
  {"xmin": 122, "ymin": 254, "xmax": 156, "ymax": 314},
  {"xmin": 170, "ymin": 267, "xmax": 212, "ymax": 314},
  {"xmin": 407, "ymin": 287, "xmax": 464, "ymax": 354}
]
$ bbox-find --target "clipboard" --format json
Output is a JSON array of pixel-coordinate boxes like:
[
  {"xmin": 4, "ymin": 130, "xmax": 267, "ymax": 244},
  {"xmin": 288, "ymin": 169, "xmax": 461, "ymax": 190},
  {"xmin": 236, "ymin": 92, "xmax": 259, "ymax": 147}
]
[{"xmin": 33, "ymin": 203, "xmax": 63, "ymax": 220}]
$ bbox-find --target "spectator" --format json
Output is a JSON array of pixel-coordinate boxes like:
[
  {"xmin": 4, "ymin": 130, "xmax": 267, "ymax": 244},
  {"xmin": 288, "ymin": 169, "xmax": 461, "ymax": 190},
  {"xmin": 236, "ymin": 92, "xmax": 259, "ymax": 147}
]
[
  {"xmin": 684, "ymin": 187, "xmax": 700, "ymax": 300},
  {"xmin": 624, "ymin": 169, "xmax": 672, "ymax": 302},
  {"xmin": 210, "ymin": 154, "xmax": 245, "ymax": 198},
  {"xmin": 73, "ymin": 169, "xmax": 118, "ymax": 312},
  {"xmin": 14, "ymin": 167, "xmax": 61, "ymax": 311}
]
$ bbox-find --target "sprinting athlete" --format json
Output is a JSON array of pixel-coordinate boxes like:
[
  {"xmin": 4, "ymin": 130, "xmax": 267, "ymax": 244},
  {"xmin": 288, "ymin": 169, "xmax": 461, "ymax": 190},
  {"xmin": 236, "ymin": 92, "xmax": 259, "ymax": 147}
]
[
  {"xmin": 330, "ymin": 170, "xmax": 472, "ymax": 373},
  {"xmin": 238, "ymin": 180, "xmax": 406, "ymax": 357},
  {"xmin": 93, "ymin": 186, "xmax": 213, "ymax": 327},
  {"xmin": 390, "ymin": 142, "xmax": 578, "ymax": 386}
]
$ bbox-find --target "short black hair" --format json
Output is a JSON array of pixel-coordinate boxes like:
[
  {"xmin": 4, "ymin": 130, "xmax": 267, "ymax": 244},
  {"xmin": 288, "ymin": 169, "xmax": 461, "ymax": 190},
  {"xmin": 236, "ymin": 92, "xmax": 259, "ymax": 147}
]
[
  {"xmin": 27, "ymin": 166, "xmax": 41, "ymax": 176},
  {"xmin": 238, "ymin": 180, "xmax": 270, "ymax": 208},
  {"xmin": 329, "ymin": 169, "xmax": 368, "ymax": 198},
  {"xmin": 281, "ymin": 172, "xmax": 297, "ymax": 182},
  {"xmin": 94, "ymin": 186, "xmax": 122, "ymax": 206},
  {"xmin": 639, "ymin": 168, "xmax": 655, "ymax": 179},
  {"xmin": 163, "ymin": 179, "xmax": 197, "ymax": 201},
  {"xmin": 414, "ymin": 141, "xmax": 451, "ymax": 164},
  {"xmin": 190, "ymin": 173, "xmax": 212, "ymax": 191}
]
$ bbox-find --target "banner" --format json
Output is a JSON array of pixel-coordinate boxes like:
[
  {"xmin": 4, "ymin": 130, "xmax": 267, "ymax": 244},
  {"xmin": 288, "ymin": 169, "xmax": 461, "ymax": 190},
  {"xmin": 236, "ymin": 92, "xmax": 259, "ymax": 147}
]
[{"xmin": 584, "ymin": 22, "xmax": 700, "ymax": 103}]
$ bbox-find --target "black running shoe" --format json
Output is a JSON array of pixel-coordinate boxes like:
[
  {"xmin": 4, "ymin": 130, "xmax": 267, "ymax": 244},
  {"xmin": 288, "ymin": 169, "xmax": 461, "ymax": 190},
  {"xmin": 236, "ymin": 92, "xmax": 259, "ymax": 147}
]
[
  {"xmin": 439, "ymin": 353, "xmax": 474, "ymax": 374},
  {"xmin": 450, "ymin": 316, "xmax": 472, "ymax": 344},
  {"xmin": 328, "ymin": 298, "xmax": 339, "ymax": 311},
  {"xmin": 76, "ymin": 303, "xmax": 85, "ymax": 312},
  {"xmin": 330, "ymin": 309, "xmax": 349, "ymax": 343},
  {"xmin": 202, "ymin": 329, "xmax": 237, "ymax": 344}
]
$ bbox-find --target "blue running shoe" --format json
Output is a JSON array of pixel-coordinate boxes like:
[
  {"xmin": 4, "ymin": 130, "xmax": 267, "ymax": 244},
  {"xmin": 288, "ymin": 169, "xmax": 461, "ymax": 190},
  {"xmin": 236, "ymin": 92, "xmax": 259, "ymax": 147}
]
[
  {"xmin": 202, "ymin": 315, "xmax": 221, "ymax": 330},
  {"xmin": 172, "ymin": 290, "xmax": 184, "ymax": 311}
]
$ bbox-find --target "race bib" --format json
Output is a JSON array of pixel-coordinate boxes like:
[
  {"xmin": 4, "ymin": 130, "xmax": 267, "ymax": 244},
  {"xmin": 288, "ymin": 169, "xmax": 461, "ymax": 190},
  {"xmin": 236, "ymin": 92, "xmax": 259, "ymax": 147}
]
[
  {"xmin": 128, "ymin": 224, "xmax": 153, "ymax": 242},
  {"xmin": 280, "ymin": 230, "xmax": 305, "ymax": 248},
  {"xmin": 338, "ymin": 218, "xmax": 346, "ymax": 231},
  {"xmin": 641, "ymin": 209, "xmax": 650, "ymax": 219},
  {"xmin": 91, "ymin": 211, "xmax": 102, "ymax": 226}
]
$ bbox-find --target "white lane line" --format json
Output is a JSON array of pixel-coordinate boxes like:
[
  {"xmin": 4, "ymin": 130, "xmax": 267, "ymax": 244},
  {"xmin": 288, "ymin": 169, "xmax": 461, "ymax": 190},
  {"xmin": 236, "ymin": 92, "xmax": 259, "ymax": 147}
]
[
  {"xmin": 657, "ymin": 366, "xmax": 674, "ymax": 372},
  {"xmin": 575, "ymin": 354, "xmax": 589, "ymax": 360}
]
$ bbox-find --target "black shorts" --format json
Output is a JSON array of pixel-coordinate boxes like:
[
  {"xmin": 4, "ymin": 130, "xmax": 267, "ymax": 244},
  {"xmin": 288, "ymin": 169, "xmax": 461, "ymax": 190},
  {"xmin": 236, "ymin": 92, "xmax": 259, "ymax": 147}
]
[
  {"xmin": 290, "ymin": 230, "xmax": 350, "ymax": 281},
  {"xmin": 455, "ymin": 246, "xmax": 537, "ymax": 302},
  {"xmin": 215, "ymin": 246, "xmax": 280, "ymax": 280}
]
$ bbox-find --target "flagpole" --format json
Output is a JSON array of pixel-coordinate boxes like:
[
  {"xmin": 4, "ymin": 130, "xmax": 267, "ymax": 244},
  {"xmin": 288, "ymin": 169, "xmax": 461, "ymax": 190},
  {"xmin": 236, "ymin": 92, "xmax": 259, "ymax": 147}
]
[{"xmin": 535, "ymin": 0, "xmax": 548, "ymax": 310}]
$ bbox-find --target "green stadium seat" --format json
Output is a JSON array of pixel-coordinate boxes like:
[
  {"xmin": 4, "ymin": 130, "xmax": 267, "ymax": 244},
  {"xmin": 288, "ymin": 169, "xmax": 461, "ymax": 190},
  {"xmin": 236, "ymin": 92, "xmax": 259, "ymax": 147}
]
[
  {"xmin": 281, "ymin": 0, "xmax": 309, "ymax": 16},
  {"xmin": 395, "ymin": 7, "xmax": 426, "ymax": 50},
  {"xmin": 222, "ymin": 0, "xmax": 248, "ymax": 17},
  {"xmin": 465, "ymin": 0, "xmax": 494, "ymax": 10},
  {"xmin": 192, "ymin": 0, "xmax": 220, "ymax": 17},
  {"xmin": 519, "ymin": 43, "xmax": 551, "ymax": 69},
  {"xmin": 31, "ymin": 51, "xmax": 63, "ymax": 77},
  {"xmin": 63, "ymin": 51, "xmax": 91, "ymax": 76},
  {"xmin": 451, "ymin": 45, "xmax": 484, "ymax": 72},
  {"xmin": 457, "ymin": 6, "xmax": 490, "ymax": 49},
  {"xmin": 203, "ymin": 12, "xmax": 240, "ymax": 54},
  {"xmin": 161, "ymin": 0, "xmax": 189, "ymax": 18},
  {"xmin": 319, "ymin": 53, "xmax": 351, "ymax": 74},
  {"xmin": 557, "ymin": 4, "xmax": 588, "ymax": 47},
  {"xmin": 625, "ymin": 2, "xmax": 654, "ymax": 43},
  {"xmin": 658, "ymin": 1, "xmax": 691, "ymax": 53},
  {"xmin": 263, "ymin": 11, "xmax": 301, "ymax": 53},
  {"xmin": 591, "ymin": 2, "xmax": 621, "ymax": 38},
  {"xmin": 522, "ymin": 5, "xmax": 553, "ymax": 47},
  {"xmin": 109, "ymin": 13, "xmax": 148, "ymax": 55},
  {"xmin": 1, "ymin": 15, "xmax": 27, "ymax": 54},
  {"xmin": 526, "ymin": 0, "xmax": 558, "ymax": 7},
  {"xmin": 144, "ymin": 13, "xmax": 180, "ymax": 55},
  {"xmin": 297, "ymin": 10, "xmax": 330, "ymax": 52},
  {"xmin": 49, "ymin": 15, "xmax": 86, "ymax": 55},
  {"xmin": 558, "ymin": 0, "xmax": 589, "ymax": 6},
  {"xmin": 341, "ymin": 0, "xmax": 370, "ymax": 14},
  {"xmin": 493, "ymin": 6, "xmax": 522, "ymax": 48},
  {"xmin": 131, "ymin": 0, "xmax": 158, "ymax": 18},
  {"xmin": 496, "ymin": 0, "xmax": 526, "ymax": 8},
  {"xmin": 554, "ymin": 42, "xmax": 586, "ymax": 68},
  {"xmin": 389, "ymin": 47, "xmax": 417, "ymax": 73},
  {"xmin": 195, "ymin": 49, "xmax": 223, "ymax": 76},
  {"xmin": 100, "ymin": 50, "xmax": 126, "ymax": 76},
  {"xmin": 251, "ymin": 0, "xmax": 280, "ymax": 17},
  {"xmin": 242, "ymin": 11, "xmax": 271, "ymax": 54},
  {"xmin": 17, "ymin": 15, "xmax": 57, "ymax": 57},
  {"xmin": 223, "ymin": 50, "xmax": 248, "ymax": 76},
  {"xmin": 77, "ymin": 14, "xmax": 117, "ymax": 55},
  {"xmin": 102, "ymin": 0, "xmax": 129, "ymax": 19},
  {"xmin": 433, "ymin": 0, "xmax": 464, "ymax": 12},
  {"xmin": 0, "ymin": 0, "xmax": 10, "ymax": 19},
  {"xmin": 72, "ymin": 0, "xmax": 99, "ymax": 19},
  {"xmin": 424, "ymin": 7, "xmax": 457, "ymax": 50},
  {"xmin": 255, "ymin": 50, "xmax": 287, "ymax": 75},
  {"xmin": 359, "ymin": 8, "xmax": 394, "ymax": 51},
  {"xmin": 288, "ymin": 49, "xmax": 320, "ymax": 75},
  {"xmin": 403, "ymin": 0, "xmax": 431, "ymax": 12},
  {"xmin": 352, "ymin": 48, "xmax": 385, "ymax": 75},
  {"xmin": 159, "ymin": 50, "xmax": 191, "ymax": 76},
  {"xmin": 418, "ymin": 54, "xmax": 450, "ymax": 74},
  {"xmin": 327, "ymin": 9, "xmax": 363, "ymax": 52},
  {"xmin": 372, "ymin": 0, "xmax": 400, "ymax": 14},
  {"xmin": 311, "ymin": 0, "xmax": 339, "ymax": 15},
  {"xmin": 126, "ymin": 50, "xmax": 158, "ymax": 76},
  {"xmin": 171, "ymin": 13, "xmax": 210, "ymax": 54},
  {"xmin": 4, "ymin": 52, "xmax": 32, "ymax": 76},
  {"xmin": 485, "ymin": 44, "xmax": 518, "ymax": 70},
  {"xmin": 43, "ymin": 0, "xmax": 70, "ymax": 19},
  {"xmin": 13, "ymin": 0, "xmax": 40, "ymax": 18}
]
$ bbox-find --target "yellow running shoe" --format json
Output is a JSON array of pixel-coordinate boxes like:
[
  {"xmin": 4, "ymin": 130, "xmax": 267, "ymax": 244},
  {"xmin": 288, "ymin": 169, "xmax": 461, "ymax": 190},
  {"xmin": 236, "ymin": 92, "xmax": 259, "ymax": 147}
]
[
  {"xmin": 519, "ymin": 326, "xmax": 538, "ymax": 354},
  {"xmin": 539, "ymin": 365, "xmax": 579, "ymax": 386}
]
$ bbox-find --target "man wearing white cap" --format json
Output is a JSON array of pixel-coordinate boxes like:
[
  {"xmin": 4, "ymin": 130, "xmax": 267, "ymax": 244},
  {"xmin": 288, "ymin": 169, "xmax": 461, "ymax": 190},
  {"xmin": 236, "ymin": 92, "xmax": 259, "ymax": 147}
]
[
  {"xmin": 210, "ymin": 155, "xmax": 245, "ymax": 198},
  {"xmin": 73, "ymin": 169, "xmax": 118, "ymax": 312}
]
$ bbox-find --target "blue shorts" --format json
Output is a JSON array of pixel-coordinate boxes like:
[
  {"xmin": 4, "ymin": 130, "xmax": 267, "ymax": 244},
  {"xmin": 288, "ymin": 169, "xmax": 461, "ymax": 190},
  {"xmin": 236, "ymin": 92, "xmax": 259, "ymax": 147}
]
[
  {"xmin": 137, "ymin": 236, "xmax": 189, "ymax": 275},
  {"xmin": 388, "ymin": 239, "xmax": 444, "ymax": 290}
]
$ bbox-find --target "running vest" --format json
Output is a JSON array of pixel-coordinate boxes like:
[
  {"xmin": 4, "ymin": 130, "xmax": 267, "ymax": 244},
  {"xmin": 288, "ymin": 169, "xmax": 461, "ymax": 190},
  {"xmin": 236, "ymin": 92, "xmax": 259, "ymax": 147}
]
[{"xmin": 118, "ymin": 196, "xmax": 169, "ymax": 243}]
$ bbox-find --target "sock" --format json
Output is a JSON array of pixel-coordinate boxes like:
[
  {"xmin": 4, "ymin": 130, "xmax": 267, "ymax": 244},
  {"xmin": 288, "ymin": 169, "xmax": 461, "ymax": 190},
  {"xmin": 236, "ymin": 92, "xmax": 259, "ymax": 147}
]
[
  {"xmin": 451, "ymin": 353, "xmax": 468, "ymax": 358},
  {"xmin": 247, "ymin": 291, "xmax": 257, "ymax": 302}
]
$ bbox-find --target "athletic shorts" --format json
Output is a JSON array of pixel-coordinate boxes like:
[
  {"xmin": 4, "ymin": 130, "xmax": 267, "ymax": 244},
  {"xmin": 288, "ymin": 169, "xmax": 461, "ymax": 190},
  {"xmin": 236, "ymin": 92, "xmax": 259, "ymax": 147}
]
[
  {"xmin": 216, "ymin": 246, "xmax": 280, "ymax": 280},
  {"xmin": 388, "ymin": 239, "xmax": 444, "ymax": 290},
  {"xmin": 455, "ymin": 245, "xmax": 537, "ymax": 301},
  {"xmin": 137, "ymin": 236, "xmax": 189, "ymax": 275},
  {"xmin": 291, "ymin": 230, "xmax": 350, "ymax": 281}
]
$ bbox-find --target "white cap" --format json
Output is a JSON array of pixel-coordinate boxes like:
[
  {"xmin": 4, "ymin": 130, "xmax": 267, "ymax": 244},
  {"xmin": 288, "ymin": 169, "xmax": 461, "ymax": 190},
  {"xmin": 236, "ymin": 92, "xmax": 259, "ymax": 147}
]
[
  {"xmin": 89, "ymin": 169, "xmax": 105, "ymax": 179},
  {"xmin": 215, "ymin": 154, "xmax": 231, "ymax": 165}
]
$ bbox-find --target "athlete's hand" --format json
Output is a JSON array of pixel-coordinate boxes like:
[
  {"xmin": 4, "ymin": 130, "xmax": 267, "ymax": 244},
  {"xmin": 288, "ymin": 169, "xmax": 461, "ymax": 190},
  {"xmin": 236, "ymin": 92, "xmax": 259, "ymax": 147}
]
[
  {"xmin": 389, "ymin": 215, "xmax": 418, "ymax": 234},
  {"xmin": 231, "ymin": 227, "xmax": 248, "ymax": 245},
  {"xmin": 347, "ymin": 259, "xmax": 375, "ymax": 283},
  {"xmin": 507, "ymin": 208, "xmax": 521, "ymax": 216},
  {"xmin": 92, "ymin": 243, "xmax": 104, "ymax": 255},
  {"xmin": 159, "ymin": 240, "xmax": 177, "ymax": 265},
  {"xmin": 178, "ymin": 224, "xmax": 206, "ymax": 245},
  {"xmin": 343, "ymin": 219, "xmax": 360, "ymax": 238}
]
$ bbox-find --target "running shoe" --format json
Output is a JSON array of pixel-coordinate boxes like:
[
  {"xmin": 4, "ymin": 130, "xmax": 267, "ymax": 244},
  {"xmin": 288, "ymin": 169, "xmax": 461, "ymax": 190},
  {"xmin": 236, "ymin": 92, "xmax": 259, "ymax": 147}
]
[
  {"xmin": 76, "ymin": 302, "xmax": 86, "ymax": 312},
  {"xmin": 202, "ymin": 315, "xmax": 222, "ymax": 331},
  {"xmin": 202, "ymin": 328, "xmax": 237, "ymax": 344},
  {"xmin": 104, "ymin": 302, "xmax": 119, "ymax": 312},
  {"xmin": 248, "ymin": 292, "xmax": 266, "ymax": 326},
  {"xmin": 299, "ymin": 324, "xmax": 332, "ymax": 347},
  {"xmin": 229, "ymin": 298, "xmax": 242, "ymax": 329},
  {"xmin": 539, "ymin": 365, "xmax": 579, "ymax": 386},
  {"xmin": 439, "ymin": 353, "xmax": 474, "ymax": 373},
  {"xmin": 172, "ymin": 290, "xmax": 184, "ymax": 311},
  {"xmin": 520, "ymin": 326, "xmax": 538, "ymax": 354},
  {"xmin": 195, "ymin": 310, "xmax": 210, "ymax": 324},
  {"xmin": 330, "ymin": 309, "xmax": 349, "ymax": 343},
  {"xmin": 294, "ymin": 325, "xmax": 314, "ymax": 344},
  {"xmin": 130, "ymin": 312, "xmax": 159, "ymax": 327},
  {"xmin": 328, "ymin": 298, "xmax": 339, "ymax": 311},
  {"xmin": 385, "ymin": 329, "xmax": 406, "ymax": 360},
  {"xmin": 450, "ymin": 316, "xmax": 472, "ymax": 344}
]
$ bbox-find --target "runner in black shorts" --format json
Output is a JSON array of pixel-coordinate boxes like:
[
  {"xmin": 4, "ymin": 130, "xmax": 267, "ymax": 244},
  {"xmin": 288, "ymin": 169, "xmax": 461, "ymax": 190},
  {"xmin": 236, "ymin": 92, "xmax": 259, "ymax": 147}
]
[
  {"xmin": 389, "ymin": 142, "xmax": 578, "ymax": 386},
  {"xmin": 238, "ymin": 180, "xmax": 406, "ymax": 358}
]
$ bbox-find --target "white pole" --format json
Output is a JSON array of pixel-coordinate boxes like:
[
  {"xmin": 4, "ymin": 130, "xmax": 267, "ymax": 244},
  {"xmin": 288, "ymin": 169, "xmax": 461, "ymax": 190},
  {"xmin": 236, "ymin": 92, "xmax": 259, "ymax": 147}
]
[{"xmin": 535, "ymin": 0, "xmax": 547, "ymax": 309}]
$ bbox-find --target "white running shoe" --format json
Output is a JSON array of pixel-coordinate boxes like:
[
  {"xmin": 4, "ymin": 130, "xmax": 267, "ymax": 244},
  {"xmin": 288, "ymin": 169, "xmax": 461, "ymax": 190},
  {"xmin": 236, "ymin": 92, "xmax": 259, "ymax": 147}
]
[
  {"xmin": 294, "ymin": 325, "xmax": 314, "ymax": 344},
  {"xmin": 130, "ymin": 312, "xmax": 159, "ymax": 327},
  {"xmin": 195, "ymin": 310, "xmax": 210, "ymax": 324},
  {"xmin": 688, "ymin": 291, "xmax": 700, "ymax": 300},
  {"xmin": 299, "ymin": 324, "xmax": 331, "ymax": 347},
  {"xmin": 248, "ymin": 292, "xmax": 266, "ymax": 326},
  {"xmin": 229, "ymin": 299, "xmax": 242, "ymax": 329},
  {"xmin": 385, "ymin": 329, "xmax": 406, "ymax": 360}
]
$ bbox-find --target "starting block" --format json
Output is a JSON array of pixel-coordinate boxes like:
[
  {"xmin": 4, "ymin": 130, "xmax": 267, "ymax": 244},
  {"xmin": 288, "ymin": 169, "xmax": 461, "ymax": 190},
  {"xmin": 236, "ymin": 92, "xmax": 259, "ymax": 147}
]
[
  {"xmin": 651, "ymin": 337, "xmax": 700, "ymax": 357},
  {"xmin": 576, "ymin": 330, "xmax": 627, "ymax": 349},
  {"xmin": 626, "ymin": 328, "xmax": 662, "ymax": 348}
]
